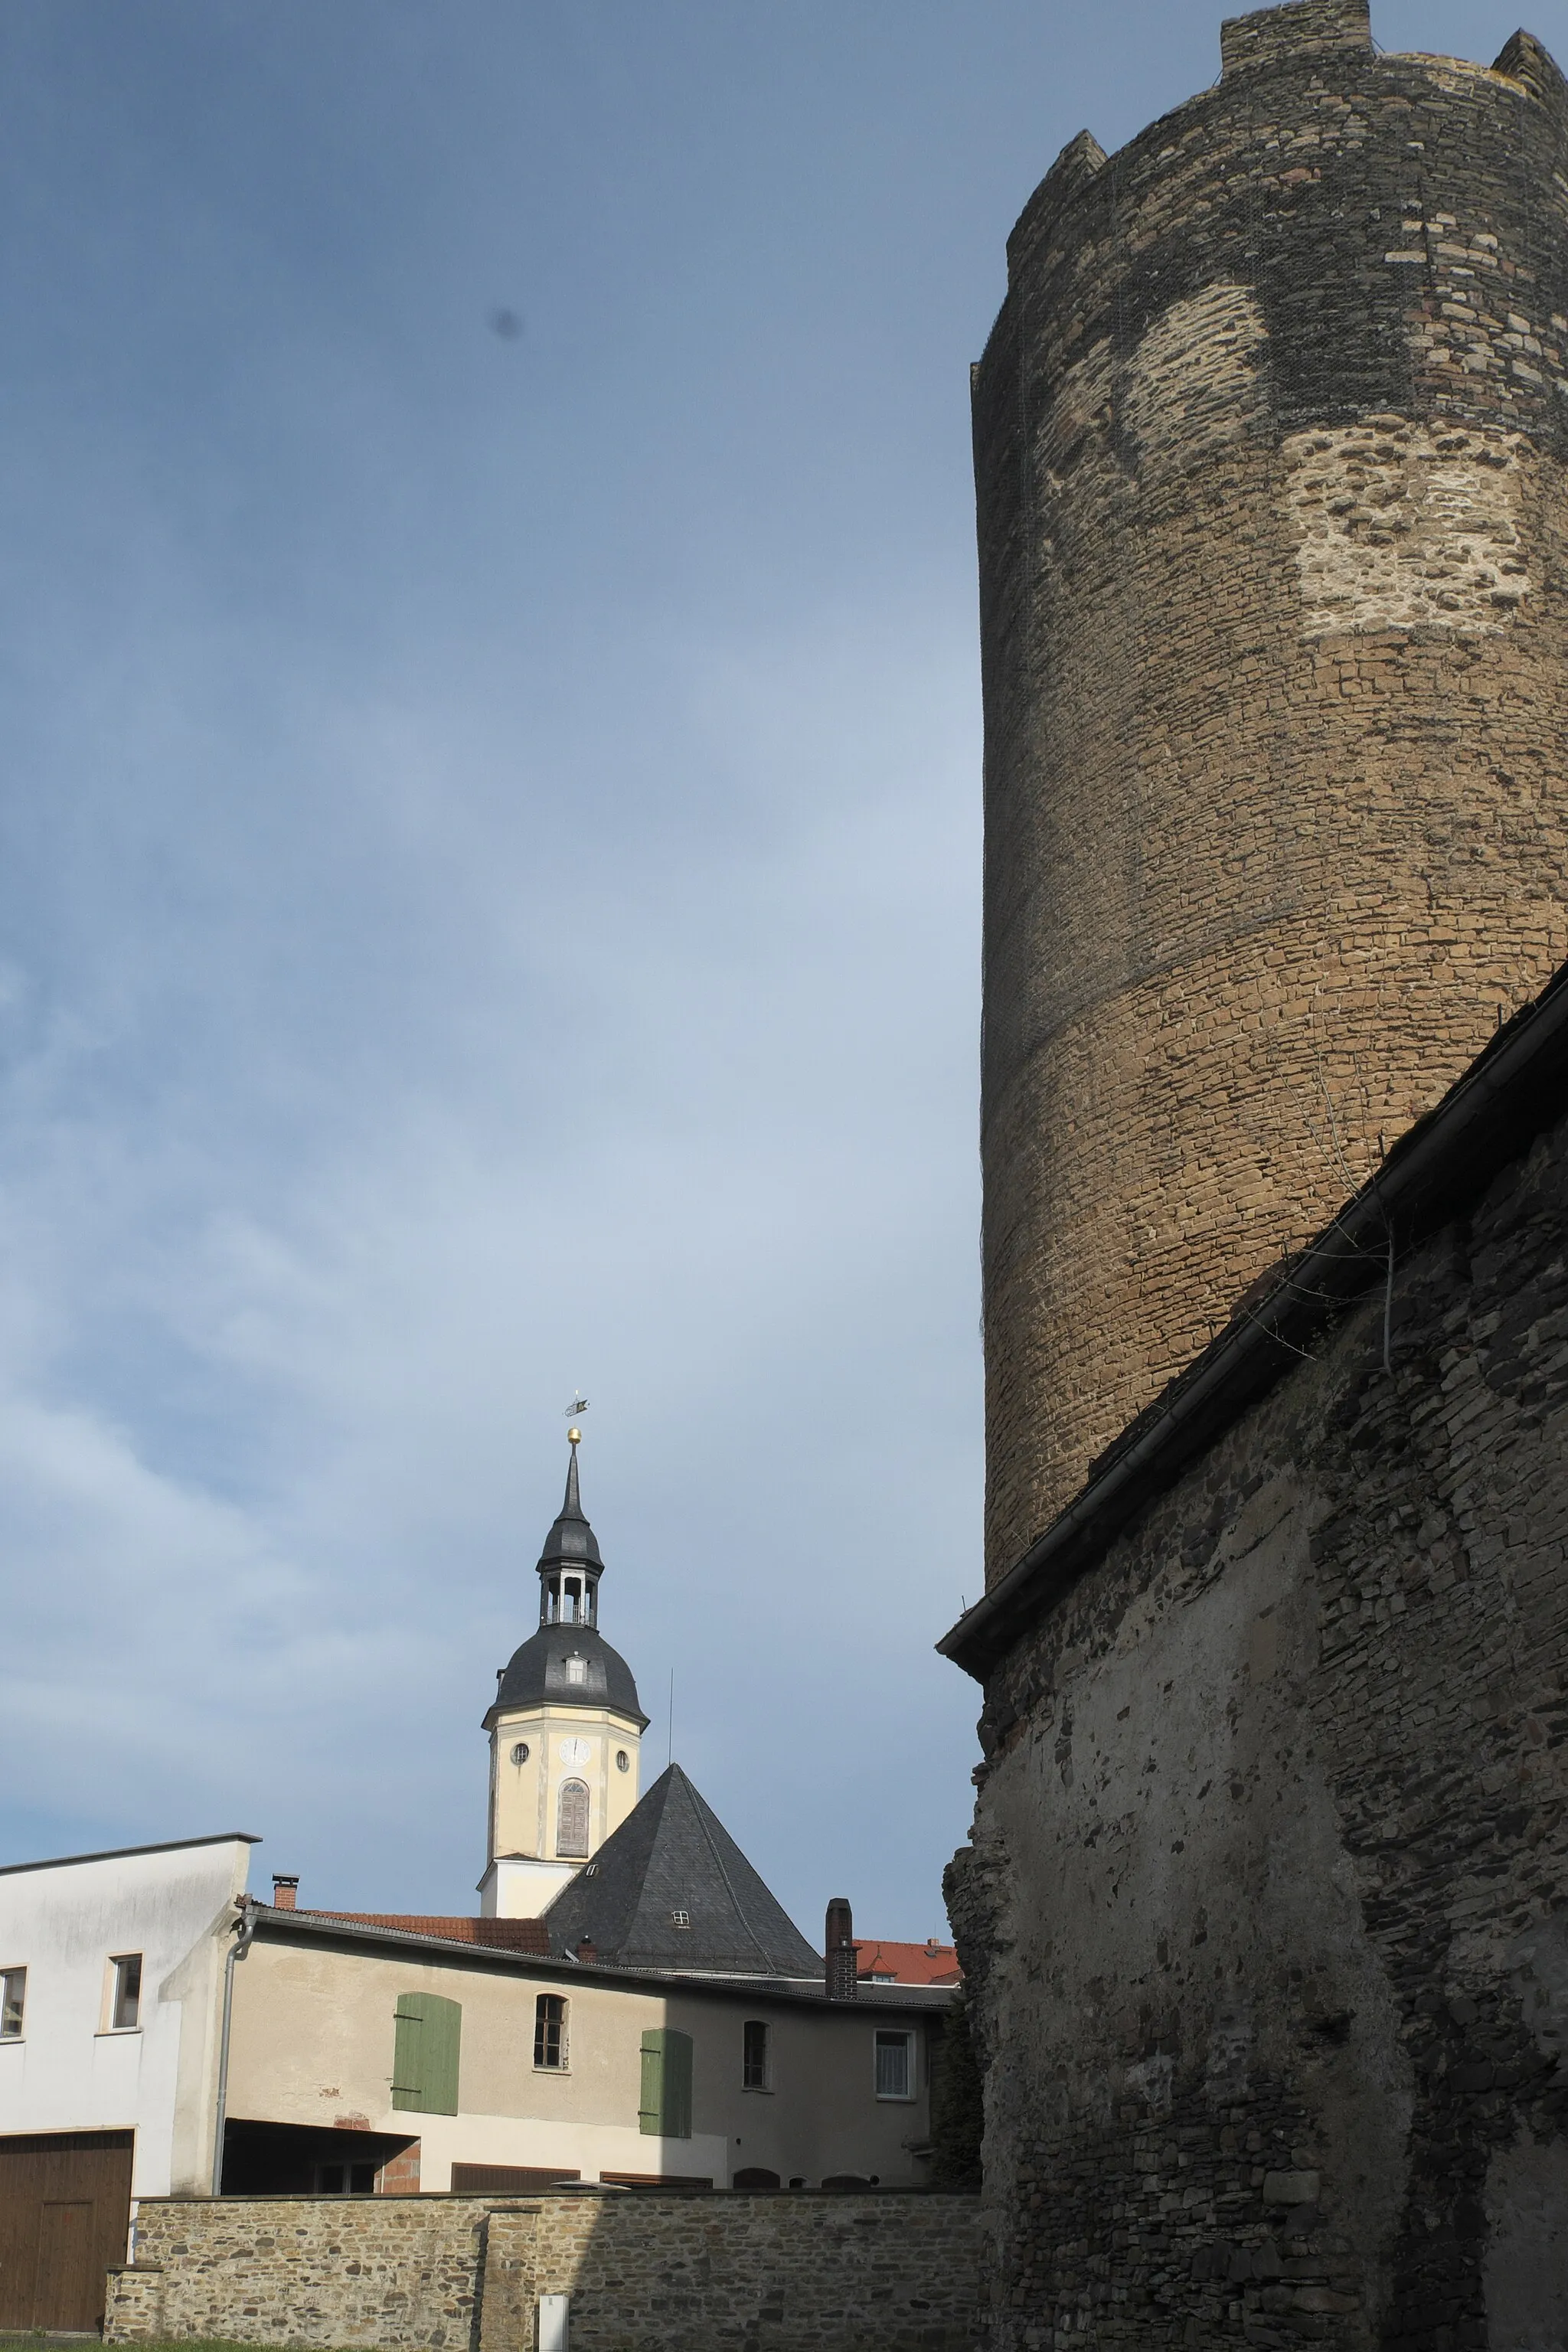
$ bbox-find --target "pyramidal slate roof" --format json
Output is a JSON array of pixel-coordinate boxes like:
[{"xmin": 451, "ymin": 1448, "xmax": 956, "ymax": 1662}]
[{"xmin": 541, "ymin": 1764, "xmax": 822, "ymax": 1979}]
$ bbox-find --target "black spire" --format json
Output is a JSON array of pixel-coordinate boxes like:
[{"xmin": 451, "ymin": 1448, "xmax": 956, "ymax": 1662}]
[
  {"xmin": 487, "ymin": 1434, "xmax": 646, "ymax": 1727},
  {"xmin": 537, "ymin": 1435, "xmax": 603, "ymax": 1628}
]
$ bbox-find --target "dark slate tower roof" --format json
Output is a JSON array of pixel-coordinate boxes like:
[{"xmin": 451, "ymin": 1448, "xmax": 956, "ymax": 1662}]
[
  {"xmin": 491, "ymin": 1625, "xmax": 645, "ymax": 1723},
  {"xmin": 541, "ymin": 1765, "xmax": 822, "ymax": 1978},
  {"xmin": 485, "ymin": 1443, "xmax": 647, "ymax": 1729},
  {"xmin": 537, "ymin": 1443, "xmax": 603, "ymax": 1573}
]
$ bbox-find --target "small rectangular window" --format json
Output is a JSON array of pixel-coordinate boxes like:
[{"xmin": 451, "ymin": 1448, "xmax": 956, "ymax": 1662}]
[
  {"xmin": 0, "ymin": 1968, "xmax": 24, "ymax": 2039},
  {"xmin": 874, "ymin": 2028, "xmax": 914, "ymax": 2101},
  {"xmin": 110, "ymin": 1954, "xmax": 142, "ymax": 2031},
  {"xmin": 742, "ymin": 2019, "xmax": 769, "ymax": 2091},
  {"xmin": 534, "ymin": 1993, "xmax": 568, "ymax": 2069}
]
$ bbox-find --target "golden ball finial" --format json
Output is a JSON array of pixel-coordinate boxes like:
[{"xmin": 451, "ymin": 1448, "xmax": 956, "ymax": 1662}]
[{"xmin": 567, "ymin": 1426, "xmax": 581, "ymax": 1446}]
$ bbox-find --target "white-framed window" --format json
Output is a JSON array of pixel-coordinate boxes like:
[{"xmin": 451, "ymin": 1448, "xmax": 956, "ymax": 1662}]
[
  {"xmin": 534, "ymin": 1992, "xmax": 569, "ymax": 2070},
  {"xmin": 0, "ymin": 1968, "xmax": 24, "ymax": 2039},
  {"xmin": 874, "ymin": 2028, "xmax": 915, "ymax": 2101},
  {"xmin": 106, "ymin": 1953, "xmax": 142, "ymax": 2032},
  {"xmin": 742, "ymin": 2018, "xmax": 770, "ymax": 2091},
  {"xmin": 565, "ymin": 1655, "xmax": 587, "ymax": 1684}
]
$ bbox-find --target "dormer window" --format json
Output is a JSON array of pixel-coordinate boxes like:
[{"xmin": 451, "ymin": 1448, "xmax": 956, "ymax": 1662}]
[{"xmin": 566, "ymin": 1656, "xmax": 587, "ymax": 1686}]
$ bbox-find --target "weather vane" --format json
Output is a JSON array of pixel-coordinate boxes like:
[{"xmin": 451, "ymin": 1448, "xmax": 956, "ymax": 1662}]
[{"xmin": 564, "ymin": 1391, "xmax": 589, "ymax": 1445}]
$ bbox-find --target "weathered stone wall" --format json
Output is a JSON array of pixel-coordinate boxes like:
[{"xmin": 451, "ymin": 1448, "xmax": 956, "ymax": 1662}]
[
  {"xmin": 977, "ymin": 0, "xmax": 1568, "ymax": 1576},
  {"xmin": 948, "ymin": 1100, "xmax": 1568, "ymax": 2344},
  {"xmin": 106, "ymin": 2188, "xmax": 986, "ymax": 2352},
  {"xmin": 108, "ymin": 2197, "xmax": 488, "ymax": 2350}
]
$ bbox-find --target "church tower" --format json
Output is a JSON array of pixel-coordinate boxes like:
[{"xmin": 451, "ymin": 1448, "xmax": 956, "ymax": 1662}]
[{"xmin": 479, "ymin": 1433, "xmax": 648, "ymax": 1919}]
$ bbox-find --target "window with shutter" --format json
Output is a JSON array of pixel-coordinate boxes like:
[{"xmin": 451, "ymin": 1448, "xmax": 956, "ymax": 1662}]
[
  {"xmin": 639, "ymin": 2029, "xmax": 662, "ymax": 2134},
  {"xmin": 557, "ymin": 1777, "xmax": 590, "ymax": 1857},
  {"xmin": 638, "ymin": 2027, "xmax": 693, "ymax": 2138},
  {"xmin": 742, "ymin": 2020, "xmax": 769, "ymax": 2090},
  {"xmin": 392, "ymin": 1991, "xmax": 462, "ymax": 2114}
]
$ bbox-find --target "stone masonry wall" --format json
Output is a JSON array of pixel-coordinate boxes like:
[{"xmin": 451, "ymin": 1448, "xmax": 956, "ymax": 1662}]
[
  {"xmin": 106, "ymin": 2189, "xmax": 986, "ymax": 2352},
  {"xmin": 976, "ymin": 0, "xmax": 1568, "ymax": 1579},
  {"xmin": 948, "ymin": 1099, "xmax": 1568, "ymax": 2346}
]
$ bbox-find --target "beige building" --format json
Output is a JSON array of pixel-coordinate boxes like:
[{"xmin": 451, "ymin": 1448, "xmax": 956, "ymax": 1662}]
[{"xmin": 221, "ymin": 1900, "xmax": 942, "ymax": 2195}]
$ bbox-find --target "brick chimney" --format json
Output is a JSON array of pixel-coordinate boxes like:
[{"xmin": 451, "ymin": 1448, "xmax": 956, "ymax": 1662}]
[
  {"xmin": 825, "ymin": 1896, "xmax": 858, "ymax": 2001},
  {"xmin": 271, "ymin": 1874, "xmax": 299, "ymax": 1910},
  {"xmin": 577, "ymin": 1939, "xmax": 597, "ymax": 1965}
]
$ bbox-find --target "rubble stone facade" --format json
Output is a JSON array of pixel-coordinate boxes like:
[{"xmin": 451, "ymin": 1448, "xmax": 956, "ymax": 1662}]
[
  {"xmin": 106, "ymin": 2187, "xmax": 986, "ymax": 2352},
  {"xmin": 976, "ymin": 0, "xmax": 1568, "ymax": 1575},
  {"xmin": 949, "ymin": 1078, "xmax": 1568, "ymax": 2344}
]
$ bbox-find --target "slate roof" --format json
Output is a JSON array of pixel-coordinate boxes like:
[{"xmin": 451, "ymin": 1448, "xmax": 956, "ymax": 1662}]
[
  {"xmin": 489, "ymin": 1624, "xmax": 647, "ymax": 1726},
  {"xmin": 486, "ymin": 1448, "xmax": 647, "ymax": 1727},
  {"xmin": 541, "ymin": 1764, "xmax": 822, "ymax": 1978},
  {"xmin": 537, "ymin": 1445, "xmax": 603, "ymax": 1573}
]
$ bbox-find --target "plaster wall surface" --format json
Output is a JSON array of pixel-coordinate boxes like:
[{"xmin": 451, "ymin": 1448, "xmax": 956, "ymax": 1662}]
[
  {"xmin": 977, "ymin": 0, "xmax": 1568, "ymax": 1576},
  {"xmin": 106, "ymin": 2187, "xmax": 986, "ymax": 2352},
  {"xmin": 0, "ymin": 1836, "xmax": 254, "ymax": 2197},
  {"xmin": 949, "ymin": 1103, "xmax": 1568, "ymax": 2344},
  {"xmin": 227, "ymin": 1932, "xmax": 935, "ymax": 2190},
  {"xmin": 486, "ymin": 1698, "xmax": 642, "ymax": 1901}
]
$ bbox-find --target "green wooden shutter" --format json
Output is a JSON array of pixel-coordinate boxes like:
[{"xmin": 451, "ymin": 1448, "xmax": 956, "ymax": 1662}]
[
  {"xmin": 638, "ymin": 2027, "xmax": 692, "ymax": 2139},
  {"xmin": 392, "ymin": 1992, "xmax": 462, "ymax": 2115},
  {"xmin": 639, "ymin": 2030, "xmax": 664, "ymax": 2135},
  {"xmin": 662, "ymin": 2029, "xmax": 693, "ymax": 2139}
]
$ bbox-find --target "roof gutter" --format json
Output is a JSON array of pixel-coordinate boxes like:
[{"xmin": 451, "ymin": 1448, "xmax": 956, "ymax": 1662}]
[
  {"xmin": 245, "ymin": 1905, "xmax": 948, "ymax": 2010},
  {"xmin": 940, "ymin": 962, "xmax": 1568, "ymax": 1684}
]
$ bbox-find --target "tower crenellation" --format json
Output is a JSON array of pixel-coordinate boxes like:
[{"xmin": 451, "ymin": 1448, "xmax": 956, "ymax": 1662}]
[{"xmin": 976, "ymin": 0, "xmax": 1568, "ymax": 1579}]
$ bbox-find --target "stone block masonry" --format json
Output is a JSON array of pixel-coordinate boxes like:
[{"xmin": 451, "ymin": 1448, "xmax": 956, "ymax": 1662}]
[
  {"xmin": 975, "ymin": 0, "xmax": 1568, "ymax": 1579},
  {"xmin": 947, "ymin": 1069, "xmax": 1568, "ymax": 2345},
  {"xmin": 106, "ymin": 2189, "xmax": 986, "ymax": 2352}
]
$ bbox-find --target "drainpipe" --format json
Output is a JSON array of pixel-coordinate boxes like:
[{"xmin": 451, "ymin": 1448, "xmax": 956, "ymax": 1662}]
[{"xmin": 211, "ymin": 1899, "xmax": 256, "ymax": 2195}]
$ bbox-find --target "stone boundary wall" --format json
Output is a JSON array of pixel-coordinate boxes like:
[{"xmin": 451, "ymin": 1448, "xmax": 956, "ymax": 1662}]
[{"xmin": 106, "ymin": 2189, "xmax": 986, "ymax": 2352}]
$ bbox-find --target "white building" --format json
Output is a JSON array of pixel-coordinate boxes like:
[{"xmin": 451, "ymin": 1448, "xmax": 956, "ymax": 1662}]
[{"xmin": 0, "ymin": 1832, "xmax": 256, "ymax": 2331}]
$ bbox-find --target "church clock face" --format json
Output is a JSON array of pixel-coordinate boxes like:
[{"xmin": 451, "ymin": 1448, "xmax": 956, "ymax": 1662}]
[{"xmin": 558, "ymin": 1736, "xmax": 592, "ymax": 1766}]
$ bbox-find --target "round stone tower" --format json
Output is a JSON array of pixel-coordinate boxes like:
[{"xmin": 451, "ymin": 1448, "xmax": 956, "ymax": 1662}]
[{"xmin": 977, "ymin": 0, "xmax": 1568, "ymax": 1579}]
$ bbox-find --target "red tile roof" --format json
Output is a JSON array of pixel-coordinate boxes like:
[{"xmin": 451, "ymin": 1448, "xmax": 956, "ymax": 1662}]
[
  {"xmin": 854, "ymin": 1938, "xmax": 962, "ymax": 1986},
  {"xmin": 287, "ymin": 1909, "xmax": 553, "ymax": 1955}
]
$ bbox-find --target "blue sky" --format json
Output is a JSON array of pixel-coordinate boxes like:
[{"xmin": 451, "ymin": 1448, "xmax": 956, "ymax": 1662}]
[{"xmin": 1, "ymin": 0, "xmax": 1560, "ymax": 1940}]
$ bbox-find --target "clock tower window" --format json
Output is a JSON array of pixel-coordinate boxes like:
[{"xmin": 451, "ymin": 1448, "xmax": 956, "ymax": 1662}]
[{"xmin": 557, "ymin": 1778, "xmax": 590, "ymax": 1858}]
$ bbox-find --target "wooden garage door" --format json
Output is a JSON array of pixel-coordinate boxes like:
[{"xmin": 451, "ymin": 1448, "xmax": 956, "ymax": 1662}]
[{"xmin": 0, "ymin": 2131, "xmax": 135, "ymax": 2331}]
